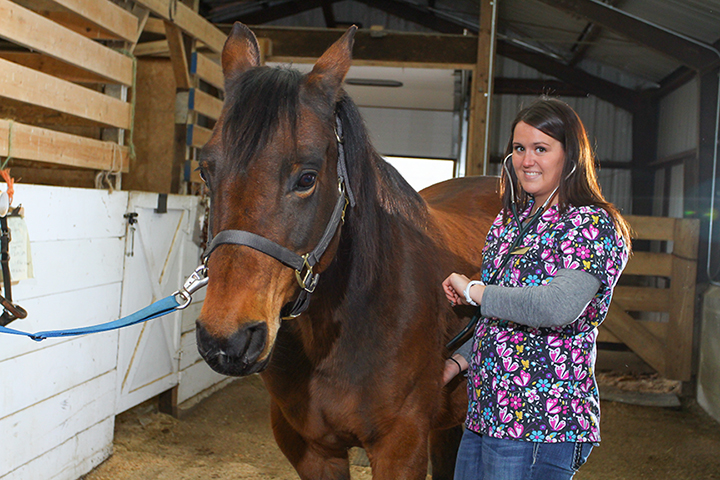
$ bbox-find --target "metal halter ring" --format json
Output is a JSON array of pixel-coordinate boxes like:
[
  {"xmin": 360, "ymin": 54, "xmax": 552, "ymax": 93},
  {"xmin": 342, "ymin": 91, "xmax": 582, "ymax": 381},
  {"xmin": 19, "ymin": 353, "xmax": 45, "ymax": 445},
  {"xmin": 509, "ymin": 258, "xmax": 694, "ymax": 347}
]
[{"xmin": 295, "ymin": 254, "xmax": 319, "ymax": 293}]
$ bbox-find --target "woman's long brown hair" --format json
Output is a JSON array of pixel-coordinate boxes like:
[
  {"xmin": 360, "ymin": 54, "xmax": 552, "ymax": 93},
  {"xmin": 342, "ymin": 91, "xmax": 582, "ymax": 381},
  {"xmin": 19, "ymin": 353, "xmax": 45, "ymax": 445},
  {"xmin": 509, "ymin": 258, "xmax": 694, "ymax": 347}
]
[{"xmin": 499, "ymin": 97, "xmax": 633, "ymax": 250}]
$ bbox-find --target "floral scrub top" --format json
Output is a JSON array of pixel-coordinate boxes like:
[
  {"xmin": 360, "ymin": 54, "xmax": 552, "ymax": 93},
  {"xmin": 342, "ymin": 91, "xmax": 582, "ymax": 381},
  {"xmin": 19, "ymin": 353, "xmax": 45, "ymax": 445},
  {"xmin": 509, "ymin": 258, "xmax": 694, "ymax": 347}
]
[{"xmin": 465, "ymin": 201, "xmax": 629, "ymax": 444}]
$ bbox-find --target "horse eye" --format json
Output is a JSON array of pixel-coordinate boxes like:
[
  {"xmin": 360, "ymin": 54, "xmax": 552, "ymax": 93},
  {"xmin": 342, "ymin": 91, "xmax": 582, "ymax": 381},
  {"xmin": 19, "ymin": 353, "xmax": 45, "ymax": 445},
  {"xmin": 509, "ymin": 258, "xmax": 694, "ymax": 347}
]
[{"xmin": 296, "ymin": 172, "xmax": 317, "ymax": 191}]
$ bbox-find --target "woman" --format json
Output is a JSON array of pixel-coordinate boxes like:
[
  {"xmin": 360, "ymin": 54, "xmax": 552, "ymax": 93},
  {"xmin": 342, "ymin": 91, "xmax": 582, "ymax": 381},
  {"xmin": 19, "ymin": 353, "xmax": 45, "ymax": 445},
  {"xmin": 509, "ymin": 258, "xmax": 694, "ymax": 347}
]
[{"xmin": 442, "ymin": 98, "xmax": 631, "ymax": 480}]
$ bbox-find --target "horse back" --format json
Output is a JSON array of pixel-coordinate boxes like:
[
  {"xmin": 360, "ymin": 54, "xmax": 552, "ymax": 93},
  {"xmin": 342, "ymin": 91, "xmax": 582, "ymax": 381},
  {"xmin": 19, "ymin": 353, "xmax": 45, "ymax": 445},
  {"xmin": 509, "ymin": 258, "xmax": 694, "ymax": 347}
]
[{"xmin": 421, "ymin": 176, "xmax": 502, "ymax": 273}]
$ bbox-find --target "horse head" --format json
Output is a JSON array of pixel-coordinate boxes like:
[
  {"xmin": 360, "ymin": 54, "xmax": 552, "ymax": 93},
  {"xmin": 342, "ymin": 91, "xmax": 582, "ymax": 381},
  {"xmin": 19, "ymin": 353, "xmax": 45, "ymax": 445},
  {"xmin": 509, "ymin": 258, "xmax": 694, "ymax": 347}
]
[{"xmin": 195, "ymin": 23, "xmax": 357, "ymax": 376}]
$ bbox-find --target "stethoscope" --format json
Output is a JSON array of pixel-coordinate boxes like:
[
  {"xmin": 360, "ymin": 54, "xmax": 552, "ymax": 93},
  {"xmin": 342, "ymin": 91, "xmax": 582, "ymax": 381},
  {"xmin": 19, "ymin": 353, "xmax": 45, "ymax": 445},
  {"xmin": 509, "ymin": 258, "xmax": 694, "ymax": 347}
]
[{"xmin": 445, "ymin": 153, "xmax": 576, "ymax": 352}]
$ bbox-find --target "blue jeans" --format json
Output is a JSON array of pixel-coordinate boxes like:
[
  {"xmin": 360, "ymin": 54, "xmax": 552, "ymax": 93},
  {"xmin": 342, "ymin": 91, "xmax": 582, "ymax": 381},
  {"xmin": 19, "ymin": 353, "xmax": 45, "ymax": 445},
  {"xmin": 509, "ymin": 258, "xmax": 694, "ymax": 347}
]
[{"xmin": 454, "ymin": 429, "xmax": 593, "ymax": 480}]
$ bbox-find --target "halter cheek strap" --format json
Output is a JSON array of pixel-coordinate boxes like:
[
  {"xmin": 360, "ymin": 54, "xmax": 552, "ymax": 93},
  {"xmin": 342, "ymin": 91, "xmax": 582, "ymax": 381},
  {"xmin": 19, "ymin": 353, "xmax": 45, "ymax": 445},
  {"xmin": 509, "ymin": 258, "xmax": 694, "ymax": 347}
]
[{"xmin": 202, "ymin": 114, "xmax": 353, "ymax": 319}]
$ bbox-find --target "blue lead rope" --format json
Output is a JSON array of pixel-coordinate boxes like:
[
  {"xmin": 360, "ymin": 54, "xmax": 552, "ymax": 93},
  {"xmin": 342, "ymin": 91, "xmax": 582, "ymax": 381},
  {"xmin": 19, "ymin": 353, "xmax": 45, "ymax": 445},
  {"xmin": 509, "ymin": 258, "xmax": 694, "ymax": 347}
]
[{"xmin": 0, "ymin": 295, "xmax": 181, "ymax": 341}]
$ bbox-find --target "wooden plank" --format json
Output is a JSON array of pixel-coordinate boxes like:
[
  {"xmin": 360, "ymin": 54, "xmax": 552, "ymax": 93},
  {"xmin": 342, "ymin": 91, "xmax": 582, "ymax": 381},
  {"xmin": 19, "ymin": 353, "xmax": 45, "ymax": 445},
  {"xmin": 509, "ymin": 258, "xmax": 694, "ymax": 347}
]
[
  {"xmin": 39, "ymin": 11, "xmax": 125, "ymax": 40},
  {"xmin": 43, "ymin": 0, "xmax": 138, "ymax": 42},
  {"xmin": 3, "ymin": 418, "xmax": 113, "ymax": 480},
  {"xmin": 144, "ymin": 17, "xmax": 166, "ymax": 35},
  {"xmin": 625, "ymin": 215, "xmax": 676, "ymax": 241},
  {"xmin": 623, "ymin": 251, "xmax": 673, "ymax": 277},
  {"xmin": 613, "ymin": 286, "xmax": 672, "ymax": 312},
  {"xmin": 0, "ymin": 58, "xmax": 132, "ymax": 129},
  {"xmin": 165, "ymin": 20, "xmax": 192, "ymax": 90},
  {"xmin": 191, "ymin": 51, "xmax": 224, "ymax": 92},
  {"xmin": 135, "ymin": 39, "xmax": 170, "ymax": 57},
  {"xmin": 665, "ymin": 218, "xmax": 700, "ymax": 380},
  {"xmin": 0, "ymin": 120, "xmax": 129, "ymax": 171},
  {"xmin": 603, "ymin": 302, "xmax": 667, "ymax": 376},
  {"xmin": 0, "ymin": 52, "xmax": 108, "ymax": 84},
  {"xmin": 134, "ymin": 0, "xmax": 226, "ymax": 53},
  {"xmin": 187, "ymin": 123, "xmax": 212, "ymax": 148},
  {"xmin": 189, "ymin": 88, "xmax": 223, "ymax": 120},
  {"xmin": 599, "ymin": 319, "xmax": 667, "ymax": 344},
  {"xmin": 0, "ymin": 372, "xmax": 116, "ymax": 474},
  {"xmin": 0, "ymin": 0, "xmax": 133, "ymax": 86},
  {"xmin": 0, "ymin": 333, "xmax": 117, "ymax": 416},
  {"xmin": 466, "ymin": 0, "xmax": 496, "ymax": 176}
]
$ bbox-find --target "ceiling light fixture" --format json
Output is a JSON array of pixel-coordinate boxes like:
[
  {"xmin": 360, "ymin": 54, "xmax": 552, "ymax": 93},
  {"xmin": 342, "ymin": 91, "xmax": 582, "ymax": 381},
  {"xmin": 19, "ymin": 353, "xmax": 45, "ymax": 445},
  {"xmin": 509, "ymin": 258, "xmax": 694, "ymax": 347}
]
[{"xmin": 344, "ymin": 78, "xmax": 403, "ymax": 87}]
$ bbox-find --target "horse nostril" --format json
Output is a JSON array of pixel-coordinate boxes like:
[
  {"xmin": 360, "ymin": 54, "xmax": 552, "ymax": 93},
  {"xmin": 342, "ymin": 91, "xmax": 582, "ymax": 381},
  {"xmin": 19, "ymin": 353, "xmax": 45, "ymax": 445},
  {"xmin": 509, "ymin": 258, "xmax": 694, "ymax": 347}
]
[
  {"xmin": 195, "ymin": 321, "xmax": 269, "ymax": 376},
  {"xmin": 226, "ymin": 322, "xmax": 268, "ymax": 362}
]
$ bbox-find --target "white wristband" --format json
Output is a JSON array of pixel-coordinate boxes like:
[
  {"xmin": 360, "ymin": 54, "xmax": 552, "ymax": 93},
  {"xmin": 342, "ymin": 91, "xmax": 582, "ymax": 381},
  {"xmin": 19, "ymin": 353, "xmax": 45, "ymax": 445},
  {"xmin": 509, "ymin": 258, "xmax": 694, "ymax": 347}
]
[{"xmin": 463, "ymin": 280, "xmax": 483, "ymax": 307}]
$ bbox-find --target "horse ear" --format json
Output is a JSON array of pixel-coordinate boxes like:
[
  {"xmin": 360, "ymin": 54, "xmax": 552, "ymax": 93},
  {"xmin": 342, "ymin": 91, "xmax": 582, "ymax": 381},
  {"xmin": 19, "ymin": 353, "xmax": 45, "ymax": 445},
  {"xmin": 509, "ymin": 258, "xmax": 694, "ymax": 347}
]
[
  {"xmin": 221, "ymin": 22, "xmax": 261, "ymax": 79},
  {"xmin": 306, "ymin": 26, "xmax": 357, "ymax": 100}
]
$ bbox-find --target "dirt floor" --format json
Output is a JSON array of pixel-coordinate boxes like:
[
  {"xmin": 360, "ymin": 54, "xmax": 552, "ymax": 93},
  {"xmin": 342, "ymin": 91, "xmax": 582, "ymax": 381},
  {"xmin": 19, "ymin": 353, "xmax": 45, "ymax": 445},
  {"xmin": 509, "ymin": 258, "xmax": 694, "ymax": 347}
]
[{"xmin": 83, "ymin": 366, "xmax": 720, "ymax": 480}]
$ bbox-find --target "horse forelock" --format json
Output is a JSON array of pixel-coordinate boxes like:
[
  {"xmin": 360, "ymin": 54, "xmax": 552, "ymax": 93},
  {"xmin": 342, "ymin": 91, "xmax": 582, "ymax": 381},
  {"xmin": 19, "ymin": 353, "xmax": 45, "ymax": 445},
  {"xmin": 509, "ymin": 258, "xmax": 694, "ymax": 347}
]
[{"xmin": 221, "ymin": 66, "xmax": 302, "ymax": 173}]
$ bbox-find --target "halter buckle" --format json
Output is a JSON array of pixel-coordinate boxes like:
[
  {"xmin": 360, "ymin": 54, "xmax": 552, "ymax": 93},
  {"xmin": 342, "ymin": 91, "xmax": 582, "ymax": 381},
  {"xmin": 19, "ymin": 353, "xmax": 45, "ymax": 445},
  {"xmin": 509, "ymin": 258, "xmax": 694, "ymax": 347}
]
[{"xmin": 295, "ymin": 254, "xmax": 319, "ymax": 293}]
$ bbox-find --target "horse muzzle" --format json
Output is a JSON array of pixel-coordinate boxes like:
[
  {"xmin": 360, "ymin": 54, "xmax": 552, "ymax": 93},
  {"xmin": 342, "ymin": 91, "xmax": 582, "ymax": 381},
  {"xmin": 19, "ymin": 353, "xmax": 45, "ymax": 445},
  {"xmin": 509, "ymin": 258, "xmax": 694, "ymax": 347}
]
[{"xmin": 196, "ymin": 321, "xmax": 271, "ymax": 376}]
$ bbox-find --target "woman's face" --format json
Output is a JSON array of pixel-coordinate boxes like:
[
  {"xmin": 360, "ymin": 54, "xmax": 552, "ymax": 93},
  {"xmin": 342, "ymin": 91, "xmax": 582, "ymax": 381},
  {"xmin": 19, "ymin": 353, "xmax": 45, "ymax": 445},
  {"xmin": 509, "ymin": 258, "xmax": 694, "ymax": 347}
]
[{"xmin": 511, "ymin": 121, "xmax": 566, "ymax": 209}]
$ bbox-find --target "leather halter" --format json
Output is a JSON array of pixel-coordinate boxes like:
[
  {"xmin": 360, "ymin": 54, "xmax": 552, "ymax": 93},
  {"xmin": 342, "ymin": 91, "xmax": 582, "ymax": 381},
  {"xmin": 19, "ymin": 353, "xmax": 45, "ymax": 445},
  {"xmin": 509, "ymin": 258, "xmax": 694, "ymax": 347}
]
[{"xmin": 202, "ymin": 116, "xmax": 355, "ymax": 319}]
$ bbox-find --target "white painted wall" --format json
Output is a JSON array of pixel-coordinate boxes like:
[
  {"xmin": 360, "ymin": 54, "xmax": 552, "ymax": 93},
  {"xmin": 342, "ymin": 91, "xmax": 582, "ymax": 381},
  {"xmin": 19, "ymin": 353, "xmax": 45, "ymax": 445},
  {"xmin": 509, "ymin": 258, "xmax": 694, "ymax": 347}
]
[{"xmin": 0, "ymin": 185, "xmax": 224, "ymax": 480}]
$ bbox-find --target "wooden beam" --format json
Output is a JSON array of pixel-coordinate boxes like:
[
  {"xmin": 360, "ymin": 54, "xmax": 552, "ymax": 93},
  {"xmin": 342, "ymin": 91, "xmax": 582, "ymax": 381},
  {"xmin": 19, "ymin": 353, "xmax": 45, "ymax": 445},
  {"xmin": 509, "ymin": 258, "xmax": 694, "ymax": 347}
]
[
  {"xmin": 189, "ymin": 88, "xmax": 223, "ymax": 121},
  {"xmin": 665, "ymin": 218, "xmax": 700, "ymax": 380},
  {"xmin": 0, "ymin": 52, "xmax": 108, "ymax": 84},
  {"xmin": 208, "ymin": 0, "xmax": 332, "ymax": 24},
  {"xmin": 191, "ymin": 52, "xmax": 224, "ymax": 92},
  {"xmin": 38, "ymin": 11, "xmax": 124, "ymax": 40},
  {"xmin": 165, "ymin": 21, "xmax": 192, "ymax": 90},
  {"xmin": 625, "ymin": 215, "xmax": 676, "ymax": 241},
  {"xmin": 0, "ymin": 120, "xmax": 129, "ymax": 172},
  {"xmin": 134, "ymin": 0, "xmax": 226, "ymax": 54},
  {"xmin": 466, "ymin": 0, "xmax": 497, "ymax": 176},
  {"xmin": 245, "ymin": 26, "xmax": 478, "ymax": 68},
  {"xmin": 135, "ymin": 40, "xmax": 170, "ymax": 57},
  {"xmin": 187, "ymin": 124, "xmax": 212, "ymax": 149},
  {"xmin": 0, "ymin": 0, "xmax": 133, "ymax": 86},
  {"xmin": 0, "ymin": 58, "xmax": 131, "ymax": 129},
  {"xmin": 623, "ymin": 252, "xmax": 673, "ymax": 277},
  {"xmin": 613, "ymin": 286, "xmax": 672, "ymax": 313},
  {"xmin": 534, "ymin": 0, "xmax": 720, "ymax": 72},
  {"xmin": 604, "ymin": 302, "xmax": 667, "ymax": 376},
  {"xmin": 355, "ymin": 0, "xmax": 465, "ymax": 34},
  {"xmin": 42, "ymin": 0, "xmax": 139, "ymax": 42}
]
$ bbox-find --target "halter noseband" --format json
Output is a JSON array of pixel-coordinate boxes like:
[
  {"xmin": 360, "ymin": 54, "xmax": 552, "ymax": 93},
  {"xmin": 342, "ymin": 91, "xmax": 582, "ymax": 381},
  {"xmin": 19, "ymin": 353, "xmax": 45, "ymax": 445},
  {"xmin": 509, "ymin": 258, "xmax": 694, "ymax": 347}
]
[{"xmin": 201, "ymin": 115, "xmax": 354, "ymax": 319}]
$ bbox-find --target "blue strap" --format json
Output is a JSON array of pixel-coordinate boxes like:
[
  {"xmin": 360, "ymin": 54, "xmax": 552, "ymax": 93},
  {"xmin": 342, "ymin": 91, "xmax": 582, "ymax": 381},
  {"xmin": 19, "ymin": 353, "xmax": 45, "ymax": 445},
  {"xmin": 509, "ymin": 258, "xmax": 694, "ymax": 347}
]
[{"xmin": 0, "ymin": 295, "xmax": 180, "ymax": 342}]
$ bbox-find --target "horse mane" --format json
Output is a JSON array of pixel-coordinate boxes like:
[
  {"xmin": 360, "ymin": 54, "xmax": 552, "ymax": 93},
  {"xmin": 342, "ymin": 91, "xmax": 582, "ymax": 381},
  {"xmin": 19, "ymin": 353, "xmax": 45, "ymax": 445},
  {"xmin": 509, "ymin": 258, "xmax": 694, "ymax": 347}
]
[{"xmin": 222, "ymin": 65, "xmax": 429, "ymax": 290}]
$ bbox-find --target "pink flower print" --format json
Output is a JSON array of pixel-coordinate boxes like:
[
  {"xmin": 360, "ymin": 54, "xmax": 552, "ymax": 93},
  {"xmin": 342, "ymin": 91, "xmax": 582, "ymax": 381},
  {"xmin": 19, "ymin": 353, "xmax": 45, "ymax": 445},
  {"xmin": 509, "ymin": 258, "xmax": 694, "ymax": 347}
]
[
  {"xmin": 577, "ymin": 245, "xmax": 591, "ymax": 259},
  {"xmin": 513, "ymin": 370, "xmax": 531, "ymax": 387},
  {"xmin": 510, "ymin": 332, "xmax": 524, "ymax": 344},
  {"xmin": 571, "ymin": 215, "xmax": 584, "ymax": 227},
  {"xmin": 571, "ymin": 399, "xmax": 584, "ymax": 414},
  {"xmin": 496, "ymin": 343, "xmax": 512, "ymax": 358},
  {"xmin": 582, "ymin": 224, "xmax": 599, "ymax": 241},
  {"xmin": 560, "ymin": 240, "xmax": 575, "ymax": 255},
  {"xmin": 578, "ymin": 416, "xmax": 590, "ymax": 430},
  {"xmin": 574, "ymin": 365, "xmax": 588, "ymax": 381},
  {"xmin": 510, "ymin": 395, "xmax": 522, "ymax": 409},
  {"xmin": 496, "ymin": 331, "xmax": 511, "ymax": 343},
  {"xmin": 547, "ymin": 335, "xmax": 563, "ymax": 348},
  {"xmin": 503, "ymin": 357, "xmax": 519, "ymax": 372},
  {"xmin": 549, "ymin": 414, "xmax": 566, "ymax": 431},
  {"xmin": 497, "ymin": 390, "xmax": 510, "ymax": 406},
  {"xmin": 562, "ymin": 256, "xmax": 580, "ymax": 269},
  {"xmin": 508, "ymin": 422, "xmax": 524, "ymax": 439},
  {"xmin": 549, "ymin": 348, "xmax": 567, "ymax": 363},
  {"xmin": 606, "ymin": 257, "xmax": 617, "ymax": 276},
  {"xmin": 499, "ymin": 407, "xmax": 513, "ymax": 424},
  {"xmin": 555, "ymin": 364, "xmax": 570, "ymax": 380},
  {"xmin": 571, "ymin": 349, "xmax": 584, "ymax": 363},
  {"xmin": 544, "ymin": 263, "xmax": 558, "ymax": 276},
  {"xmin": 545, "ymin": 398, "xmax": 562, "ymax": 415}
]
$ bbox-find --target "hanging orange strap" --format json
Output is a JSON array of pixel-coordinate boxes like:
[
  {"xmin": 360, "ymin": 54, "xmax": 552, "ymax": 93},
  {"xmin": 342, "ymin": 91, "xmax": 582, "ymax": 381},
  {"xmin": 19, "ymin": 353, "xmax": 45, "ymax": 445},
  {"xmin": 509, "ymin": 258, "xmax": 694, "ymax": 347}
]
[{"xmin": 0, "ymin": 169, "xmax": 14, "ymax": 205}]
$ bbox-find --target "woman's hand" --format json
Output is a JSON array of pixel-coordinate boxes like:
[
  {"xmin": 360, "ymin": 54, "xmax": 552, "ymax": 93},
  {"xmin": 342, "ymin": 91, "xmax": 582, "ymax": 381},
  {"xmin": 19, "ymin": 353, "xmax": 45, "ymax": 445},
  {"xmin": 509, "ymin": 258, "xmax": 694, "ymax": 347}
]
[
  {"xmin": 442, "ymin": 273, "xmax": 469, "ymax": 305},
  {"xmin": 443, "ymin": 354, "xmax": 469, "ymax": 385}
]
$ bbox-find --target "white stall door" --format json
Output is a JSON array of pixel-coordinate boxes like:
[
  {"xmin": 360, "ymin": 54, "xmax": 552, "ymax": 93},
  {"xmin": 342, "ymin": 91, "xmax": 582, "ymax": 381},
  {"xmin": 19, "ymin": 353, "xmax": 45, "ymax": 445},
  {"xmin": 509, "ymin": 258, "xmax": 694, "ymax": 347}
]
[{"xmin": 116, "ymin": 192, "xmax": 200, "ymax": 413}]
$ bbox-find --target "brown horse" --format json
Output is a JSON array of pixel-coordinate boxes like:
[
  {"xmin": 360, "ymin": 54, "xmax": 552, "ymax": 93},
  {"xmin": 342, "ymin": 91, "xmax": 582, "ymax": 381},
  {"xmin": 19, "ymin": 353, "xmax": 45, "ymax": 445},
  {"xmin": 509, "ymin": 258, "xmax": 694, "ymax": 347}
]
[{"xmin": 196, "ymin": 23, "xmax": 501, "ymax": 480}]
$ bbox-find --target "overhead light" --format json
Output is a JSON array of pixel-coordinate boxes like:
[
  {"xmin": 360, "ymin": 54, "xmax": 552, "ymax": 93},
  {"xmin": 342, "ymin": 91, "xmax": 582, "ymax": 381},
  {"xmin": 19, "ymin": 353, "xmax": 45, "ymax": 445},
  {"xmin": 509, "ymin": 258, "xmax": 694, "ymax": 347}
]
[{"xmin": 345, "ymin": 78, "xmax": 403, "ymax": 87}]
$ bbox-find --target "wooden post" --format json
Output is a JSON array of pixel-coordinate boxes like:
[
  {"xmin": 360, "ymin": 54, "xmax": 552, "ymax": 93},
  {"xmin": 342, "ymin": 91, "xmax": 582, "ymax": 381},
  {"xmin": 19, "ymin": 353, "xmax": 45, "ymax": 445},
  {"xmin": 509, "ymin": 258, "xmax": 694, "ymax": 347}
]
[
  {"xmin": 666, "ymin": 218, "xmax": 700, "ymax": 381},
  {"xmin": 465, "ymin": 0, "xmax": 497, "ymax": 176}
]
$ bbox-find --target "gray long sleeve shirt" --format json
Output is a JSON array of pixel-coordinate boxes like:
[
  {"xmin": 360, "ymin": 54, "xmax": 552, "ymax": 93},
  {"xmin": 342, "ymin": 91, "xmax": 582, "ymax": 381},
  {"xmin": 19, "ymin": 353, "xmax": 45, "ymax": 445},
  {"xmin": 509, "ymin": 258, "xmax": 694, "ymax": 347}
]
[{"xmin": 454, "ymin": 268, "xmax": 601, "ymax": 361}]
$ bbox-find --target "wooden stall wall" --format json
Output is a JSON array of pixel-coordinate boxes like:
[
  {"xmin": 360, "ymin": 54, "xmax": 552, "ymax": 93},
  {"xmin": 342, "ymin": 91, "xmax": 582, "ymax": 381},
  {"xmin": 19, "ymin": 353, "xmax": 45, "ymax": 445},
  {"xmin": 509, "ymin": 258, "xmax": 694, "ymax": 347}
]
[
  {"xmin": 0, "ymin": 0, "xmax": 141, "ymax": 187},
  {"xmin": 601, "ymin": 215, "xmax": 700, "ymax": 382}
]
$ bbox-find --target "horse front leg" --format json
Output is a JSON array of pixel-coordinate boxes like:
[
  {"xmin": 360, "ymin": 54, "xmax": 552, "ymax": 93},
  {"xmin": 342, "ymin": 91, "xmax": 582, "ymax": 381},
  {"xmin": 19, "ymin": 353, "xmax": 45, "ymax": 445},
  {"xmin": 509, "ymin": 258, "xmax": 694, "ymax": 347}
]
[
  {"xmin": 365, "ymin": 418, "xmax": 431, "ymax": 480},
  {"xmin": 270, "ymin": 401, "xmax": 351, "ymax": 480}
]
